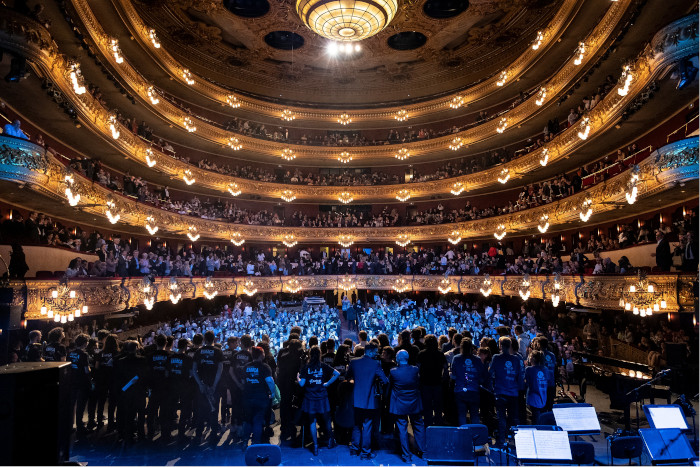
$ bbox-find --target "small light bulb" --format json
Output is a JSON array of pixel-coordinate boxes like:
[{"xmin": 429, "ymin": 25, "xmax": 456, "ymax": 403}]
[
  {"xmin": 41, "ymin": 306, "xmax": 47, "ymax": 315},
  {"xmin": 647, "ymin": 285, "xmax": 654, "ymax": 293},
  {"xmin": 355, "ymin": 44, "xmax": 361, "ymax": 52}
]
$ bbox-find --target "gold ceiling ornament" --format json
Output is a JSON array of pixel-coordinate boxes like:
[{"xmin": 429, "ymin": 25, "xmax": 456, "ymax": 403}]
[
  {"xmin": 449, "ymin": 95, "xmax": 465, "ymax": 109},
  {"xmin": 281, "ymin": 147, "xmax": 296, "ymax": 161},
  {"xmin": 284, "ymin": 278, "xmax": 302, "ymax": 293},
  {"xmin": 169, "ymin": 277, "xmax": 182, "ymax": 304},
  {"xmin": 551, "ymin": 272, "xmax": 562, "ymax": 307},
  {"xmin": 394, "ymin": 148, "xmax": 410, "ymax": 161},
  {"xmin": 110, "ymin": 38, "xmax": 124, "ymax": 64},
  {"xmin": 40, "ymin": 277, "xmax": 88, "ymax": 323},
  {"xmin": 577, "ymin": 117, "xmax": 591, "ymax": 140},
  {"xmin": 619, "ymin": 271, "xmax": 667, "ymax": 317},
  {"xmin": 519, "ymin": 274, "xmax": 531, "ymax": 301},
  {"xmin": 447, "ymin": 230, "xmax": 462, "ymax": 245},
  {"xmin": 617, "ymin": 64, "xmax": 634, "ymax": 96},
  {"xmin": 394, "ymin": 109, "xmax": 409, "ymax": 122},
  {"xmin": 187, "ymin": 226, "xmax": 200, "ymax": 242},
  {"xmin": 148, "ymin": 28, "xmax": 161, "ymax": 48},
  {"xmin": 281, "ymin": 190, "xmax": 296, "ymax": 202},
  {"xmin": 535, "ymin": 86, "xmax": 547, "ymax": 106},
  {"xmin": 146, "ymin": 86, "xmax": 160, "ymax": 105},
  {"xmin": 105, "ymin": 200, "xmax": 121, "ymax": 224},
  {"xmin": 282, "ymin": 234, "xmax": 298, "ymax": 247},
  {"xmin": 140, "ymin": 276, "xmax": 156, "ymax": 310},
  {"xmin": 449, "ymin": 137, "xmax": 465, "ymax": 151},
  {"xmin": 230, "ymin": 232, "xmax": 245, "ymax": 246},
  {"xmin": 145, "ymin": 215, "xmax": 159, "ymax": 235},
  {"xmin": 145, "ymin": 148, "xmax": 157, "ymax": 167},
  {"xmin": 392, "ymin": 275, "xmax": 410, "ymax": 293},
  {"xmin": 537, "ymin": 214, "xmax": 550, "ymax": 233},
  {"xmin": 532, "ymin": 30, "xmax": 544, "ymax": 50},
  {"xmin": 496, "ymin": 70, "xmax": 508, "ymax": 87},
  {"xmin": 395, "ymin": 234, "xmax": 411, "ymax": 247},
  {"xmin": 69, "ymin": 63, "xmax": 86, "ymax": 95},
  {"xmin": 227, "ymin": 183, "xmax": 241, "ymax": 196},
  {"xmin": 227, "ymin": 136, "xmax": 242, "ymax": 150},
  {"xmin": 226, "ymin": 94, "xmax": 241, "ymax": 108},
  {"xmin": 183, "ymin": 116, "xmax": 197, "ymax": 132},
  {"xmin": 337, "ymin": 151, "xmax": 353, "ymax": 163},
  {"xmin": 494, "ymin": 224, "xmax": 507, "ymax": 240},
  {"xmin": 450, "ymin": 182, "xmax": 465, "ymax": 195},
  {"xmin": 573, "ymin": 41, "xmax": 586, "ymax": 65},
  {"xmin": 108, "ymin": 115, "xmax": 120, "ymax": 140},
  {"xmin": 497, "ymin": 168, "xmax": 510, "ymax": 184},
  {"xmin": 395, "ymin": 189, "xmax": 411, "ymax": 202},
  {"xmin": 539, "ymin": 148, "xmax": 549, "ymax": 166},
  {"xmin": 438, "ymin": 278, "xmax": 452, "ymax": 294},
  {"xmin": 203, "ymin": 277, "xmax": 218, "ymax": 300},
  {"xmin": 337, "ymin": 113, "xmax": 352, "ymax": 125},
  {"xmin": 496, "ymin": 116, "xmax": 508, "ymax": 134},
  {"xmin": 64, "ymin": 174, "xmax": 81, "ymax": 206},
  {"xmin": 281, "ymin": 109, "xmax": 296, "ymax": 121},
  {"xmin": 182, "ymin": 169, "xmax": 195, "ymax": 185},
  {"xmin": 579, "ymin": 198, "xmax": 593, "ymax": 222},
  {"xmin": 625, "ymin": 165, "xmax": 641, "ymax": 204},
  {"xmin": 480, "ymin": 274, "xmax": 493, "ymax": 297},
  {"xmin": 242, "ymin": 279, "xmax": 258, "ymax": 297},
  {"xmin": 338, "ymin": 274, "xmax": 355, "ymax": 291},
  {"xmin": 338, "ymin": 234, "xmax": 354, "ymax": 247},
  {"xmin": 181, "ymin": 68, "xmax": 195, "ymax": 85},
  {"xmin": 295, "ymin": 0, "xmax": 398, "ymax": 42},
  {"xmin": 338, "ymin": 191, "xmax": 354, "ymax": 204}
]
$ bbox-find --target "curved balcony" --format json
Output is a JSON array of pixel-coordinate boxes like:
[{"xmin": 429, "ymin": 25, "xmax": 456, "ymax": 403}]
[
  {"xmin": 14, "ymin": 272, "xmax": 697, "ymax": 320},
  {"xmin": 0, "ymin": 135, "xmax": 696, "ymax": 245}
]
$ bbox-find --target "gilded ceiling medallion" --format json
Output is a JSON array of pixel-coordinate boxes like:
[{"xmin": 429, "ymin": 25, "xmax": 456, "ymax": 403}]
[{"xmin": 296, "ymin": 0, "xmax": 399, "ymax": 42}]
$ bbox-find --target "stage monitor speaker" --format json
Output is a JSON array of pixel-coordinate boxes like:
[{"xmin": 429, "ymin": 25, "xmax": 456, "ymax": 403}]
[
  {"xmin": 244, "ymin": 444, "xmax": 281, "ymax": 466},
  {"xmin": 0, "ymin": 362, "xmax": 71, "ymax": 466},
  {"xmin": 424, "ymin": 426, "xmax": 474, "ymax": 464}
]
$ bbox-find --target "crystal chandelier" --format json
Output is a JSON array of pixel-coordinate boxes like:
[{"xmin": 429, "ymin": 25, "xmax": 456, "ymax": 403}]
[
  {"xmin": 140, "ymin": 276, "xmax": 156, "ymax": 310},
  {"xmin": 339, "ymin": 275, "xmax": 355, "ymax": 291},
  {"xmin": 281, "ymin": 109, "xmax": 296, "ymax": 121},
  {"xmin": 480, "ymin": 275, "xmax": 493, "ymax": 297},
  {"xmin": 187, "ymin": 226, "xmax": 200, "ymax": 242},
  {"xmin": 110, "ymin": 38, "xmax": 124, "ymax": 64},
  {"xmin": 532, "ymin": 31, "xmax": 544, "ymax": 50},
  {"xmin": 228, "ymin": 137, "xmax": 242, "ymax": 150},
  {"xmin": 494, "ymin": 224, "xmax": 507, "ymax": 240},
  {"xmin": 182, "ymin": 69, "xmax": 195, "ymax": 85},
  {"xmin": 242, "ymin": 279, "xmax": 258, "ymax": 296},
  {"xmin": 618, "ymin": 65, "xmax": 634, "ymax": 96},
  {"xmin": 230, "ymin": 232, "xmax": 245, "ymax": 246},
  {"xmin": 105, "ymin": 200, "xmax": 120, "ymax": 224},
  {"xmin": 449, "ymin": 95, "xmax": 465, "ymax": 109},
  {"xmin": 392, "ymin": 275, "xmax": 410, "ymax": 293},
  {"xmin": 519, "ymin": 274, "xmax": 531, "ymax": 301},
  {"xmin": 281, "ymin": 148, "xmax": 296, "ymax": 161},
  {"xmin": 574, "ymin": 42, "xmax": 586, "ymax": 65},
  {"xmin": 337, "ymin": 113, "xmax": 352, "ymax": 125},
  {"xmin": 64, "ymin": 174, "xmax": 80, "ymax": 206},
  {"xmin": 183, "ymin": 169, "xmax": 195, "ymax": 185},
  {"xmin": 148, "ymin": 28, "xmax": 161, "ymax": 48},
  {"xmin": 625, "ymin": 166, "xmax": 640, "ymax": 204},
  {"xmin": 183, "ymin": 116, "xmax": 197, "ymax": 132},
  {"xmin": 284, "ymin": 278, "xmax": 302, "ymax": 293},
  {"xmin": 282, "ymin": 234, "xmax": 297, "ymax": 247},
  {"xmin": 394, "ymin": 148, "xmax": 410, "ymax": 161},
  {"xmin": 109, "ymin": 115, "xmax": 120, "ymax": 139},
  {"xmin": 394, "ymin": 109, "xmax": 409, "ymax": 122},
  {"xmin": 577, "ymin": 117, "xmax": 591, "ymax": 140},
  {"xmin": 281, "ymin": 190, "xmax": 296, "ymax": 202},
  {"xmin": 438, "ymin": 278, "xmax": 452, "ymax": 294},
  {"xmin": 396, "ymin": 189, "xmax": 411, "ymax": 202},
  {"xmin": 496, "ymin": 70, "xmax": 508, "ymax": 87},
  {"xmin": 579, "ymin": 198, "xmax": 593, "ymax": 222},
  {"xmin": 338, "ymin": 235, "xmax": 354, "ymax": 247},
  {"xmin": 551, "ymin": 273, "xmax": 562, "ymax": 307},
  {"xmin": 450, "ymin": 182, "xmax": 465, "ymax": 195},
  {"xmin": 539, "ymin": 148, "xmax": 549, "ymax": 166},
  {"xmin": 40, "ymin": 277, "xmax": 88, "ymax": 323},
  {"xmin": 169, "ymin": 278, "xmax": 182, "ymax": 304},
  {"xmin": 619, "ymin": 271, "xmax": 668, "ymax": 317},
  {"xmin": 296, "ymin": 0, "xmax": 398, "ymax": 42},
  {"xmin": 145, "ymin": 148, "xmax": 157, "ymax": 167},
  {"xmin": 69, "ymin": 63, "xmax": 86, "ymax": 95},
  {"xmin": 497, "ymin": 168, "xmax": 510, "ymax": 184},
  {"xmin": 537, "ymin": 214, "xmax": 550, "ymax": 233},
  {"xmin": 496, "ymin": 117, "xmax": 508, "ymax": 134},
  {"xmin": 447, "ymin": 231, "xmax": 461, "ymax": 245},
  {"xmin": 338, "ymin": 192, "xmax": 354, "ymax": 204},
  {"xmin": 535, "ymin": 87, "xmax": 547, "ymax": 106},
  {"xmin": 396, "ymin": 234, "xmax": 411, "ymax": 247},
  {"xmin": 203, "ymin": 277, "xmax": 218, "ymax": 300},
  {"xmin": 227, "ymin": 94, "xmax": 241, "ymax": 108},
  {"xmin": 338, "ymin": 151, "xmax": 352, "ymax": 164},
  {"xmin": 228, "ymin": 183, "xmax": 241, "ymax": 196},
  {"xmin": 449, "ymin": 137, "xmax": 464, "ymax": 151},
  {"xmin": 145, "ymin": 215, "xmax": 159, "ymax": 235}
]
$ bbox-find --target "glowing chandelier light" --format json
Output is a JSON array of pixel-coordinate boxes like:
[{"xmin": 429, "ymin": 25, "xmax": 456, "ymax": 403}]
[
  {"xmin": 392, "ymin": 275, "xmax": 410, "ymax": 293},
  {"xmin": 396, "ymin": 189, "xmax": 411, "ymax": 202},
  {"xmin": 494, "ymin": 224, "xmax": 507, "ymax": 240},
  {"xmin": 281, "ymin": 148, "xmax": 296, "ymax": 161},
  {"xmin": 203, "ymin": 277, "xmax": 218, "ymax": 300},
  {"xmin": 147, "ymin": 86, "xmax": 160, "ymax": 105},
  {"xmin": 496, "ymin": 117, "xmax": 508, "ymax": 134},
  {"xmin": 140, "ymin": 276, "xmax": 156, "ymax": 310},
  {"xmin": 338, "ymin": 192, "xmax": 354, "ymax": 204},
  {"xmin": 228, "ymin": 136, "xmax": 242, "ymax": 150},
  {"xmin": 338, "ymin": 151, "xmax": 353, "ymax": 164},
  {"xmin": 169, "ymin": 278, "xmax": 182, "ymax": 304},
  {"xmin": 532, "ymin": 30, "xmax": 544, "ymax": 50},
  {"xmin": 394, "ymin": 109, "xmax": 409, "ymax": 122},
  {"xmin": 449, "ymin": 95, "xmax": 465, "ymax": 109},
  {"xmin": 182, "ymin": 69, "xmax": 195, "ymax": 85},
  {"xmin": 145, "ymin": 215, "xmax": 159, "ymax": 235},
  {"xmin": 619, "ymin": 271, "xmax": 668, "ymax": 317},
  {"xmin": 438, "ymin": 278, "xmax": 452, "ymax": 294},
  {"xmin": 617, "ymin": 65, "xmax": 634, "ymax": 96},
  {"xmin": 519, "ymin": 274, "xmax": 531, "ymax": 301},
  {"xmin": 535, "ymin": 87, "xmax": 547, "ymax": 106},
  {"xmin": 625, "ymin": 166, "xmax": 641, "ymax": 204},
  {"xmin": 281, "ymin": 109, "xmax": 296, "ymax": 121},
  {"xmin": 394, "ymin": 148, "xmax": 410, "ymax": 161},
  {"xmin": 496, "ymin": 70, "xmax": 508, "ymax": 87},
  {"xmin": 396, "ymin": 234, "xmax": 411, "ymax": 247},
  {"xmin": 108, "ymin": 115, "xmax": 120, "ymax": 139},
  {"xmin": 579, "ymin": 198, "xmax": 593, "ymax": 222},
  {"xmin": 145, "ymin": 149, "xmax": 157, "ymax": 167},
  {"xmin": 337, "ymin": 113, "xmax": 352, "ymax": 125},
  {"xmin": 187, "ymin": 226, "xmax": 200, "ymax": 242},
  {"xmin": 537, "ymin": 214, "xmax": 550, "ymax": 233},
  {"xmin": 479, "ymin": 275, "xmax": 493, "ymax": 297},
  {"xmin": 296, "ymin": 0, "xmax": 398, "ymax": 42},
  {"xmin": 573, "ymin": 42, "xmax": 586, "ymax": 65},
  {"xmin": 105, "ymin": 200, "xmax": 120, "ymax": 224},
  {"xmin": 497, "ymin": 168, "xmax": 510, "ymax": 184},
  {"xmin": 148, "ymin": 28, "xmax": 161, "ymax": 48},
  {"xmin": 64, "ymin": 174, "xmax": 80, "ymax": 206},
  {"xmin": 339, "ymin": 275, "xmax": 355, "ymax": 291},
  {"xmin": 228, "ymin": 183, "xmax": 241, "ymax": 196},
  {"xmin": 69, "ymin": 63, "xmax": 86, "ymax": 95},
  {"xmin": 183, "ymin": 169, "xmax": 195, "ymax": 185},
  {"xmin": 282, "ymin": 234, "xmax": 297, "ymax": 248},
  {"xmin": 447, "ymin": 231, "xmax": 462, "ymax": 245},
  {"xmin": 327, "ymin": 41, "xmax": 362, "ymax": 54},
  {"xmin": 242, "ymin": 279, "xmax": 258, "ymax": 296},
  {"xmin": 40, "ymin": 277, "xmax": 88, "ymax": 323},
  {"xmin": 449, "ymin": 137, "xmax": 464, "ymax": 151},
  {"xmin": 539, "ymin": 148, "xmax": 549, "ymax": 166},
  {"xmin": 284, "ymin": 278, "xmax": 302, "ymax": 293},
  {"xmin": 450, "ymin": 182, "xmax": 465, "ymax": 196},
  {"xmin": 227, "ymin": 94, "xmax": 241, "ymax": 108},
  {"xmin": 183, "ymin": 116, "xmax": 197, "ymax": 132},
  {"xmin": 230, "ymin": 232, "xmax": 245, "ymax": 246},
  {"xmin": 281, "ymin": 190, "xmax": 296, "ymax": 202},
  {"xmin": 338, "ymin": 235, "xmax": 354, "ymax": 247},
  {"xmin": 577, "ymin": 117, "xmax": 591, "ymax": 140},
  {"xmin": 551, "ymin": 272, "xmax": 562, "ymax": 307},
  {"xmin": 110, "ymin": 38, "xmax": 124, "ymax": 64}
]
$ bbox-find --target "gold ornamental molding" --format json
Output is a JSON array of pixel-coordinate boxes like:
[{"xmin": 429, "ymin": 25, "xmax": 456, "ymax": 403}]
[
  {"xmin": 14, "ymin": 273, "xmax": 697, "ymax": 320},
  {"xmin": 0, "ymin": 135, "xmax": 696, "ymax": 245},
  {"xmin": 101, "ymin": 0, "xmax": 584, "ymax": 120}
]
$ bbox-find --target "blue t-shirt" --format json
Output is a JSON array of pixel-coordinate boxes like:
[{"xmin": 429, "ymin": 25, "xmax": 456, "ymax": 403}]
[
  {"xmin": 543, "ymin": 350, "xmax": 557, "ymax": 387},
  {"xmin": 451, "ymin": 353, "xmax": 486, "ymax": 394},
  {"xmin": 525, "ymin": 365, "xmax": 549, "ymax": 408},
  {"xmin": 489, "ymin": 353, "xmax": 522, "ymax": 397}
]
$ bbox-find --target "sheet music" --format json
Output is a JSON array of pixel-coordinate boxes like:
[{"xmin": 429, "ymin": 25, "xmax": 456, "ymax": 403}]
[
  {"xmin": 553, "ymin": 406, "xmax": 601, "ymax": 432},
  {"xmin": 533, "ymin": 431, "xmax": 572, "ymax": 461},
  {"xmin": 514, "ymin": 430, "xmax": 537, "ymax": 460},
  {"xmin": 648, "ymin": 406, "xmax": 689, "ymax": 430}
]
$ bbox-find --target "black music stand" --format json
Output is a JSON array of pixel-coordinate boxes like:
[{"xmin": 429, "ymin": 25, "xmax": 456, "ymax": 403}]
[
  {"xmin": 552, "ymin": 404, "xmax": 601, "ymax": 436},
  {"xmin": 514, "ymin": 428, "xmax": 572, "ymax": 465},
  {"xmin": 639, "ymin": 428, "xmax": 696, "ymax": 465}
]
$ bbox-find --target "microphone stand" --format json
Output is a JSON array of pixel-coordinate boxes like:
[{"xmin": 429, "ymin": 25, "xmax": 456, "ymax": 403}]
[
  {"xmin": 678, "ymin": 394, "xmax": 697, "ymax": 448},
  {"xmin": 624, "ymin": 369, "xmax": 672, "ymax": 432}
]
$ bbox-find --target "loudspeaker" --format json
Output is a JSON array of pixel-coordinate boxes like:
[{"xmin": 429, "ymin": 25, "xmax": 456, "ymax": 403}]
[
  {"xmin": 424, "ymin": 426, "xmax": 475, "ymax": 464},
  {"xmin": 0, "ymin": 362, "xmax": 71, "ymax": 465},
  {"xmin": 244, "ymin": 444, "xmax": 282, "ymax": 466}
]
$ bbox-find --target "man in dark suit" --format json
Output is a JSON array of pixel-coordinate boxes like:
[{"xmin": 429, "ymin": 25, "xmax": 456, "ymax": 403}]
[
  {"xmin": 116, "ymin": 251, "xmax": 129, "ymax": 277},
  {"xmin": 680, "ymin": 232, "xmax": 698, "ymax": 272},
  {"xmin": 390, "ymin": 350, "xmax": 425, "ymax": 463},
  {"xmin": 346, "ymin": 344, "xmax": 388, "ymax": 460},
  {"xmin": 393, "ymin": 330, "xmax": 420, "ymax": 365},
  {"xmin": 652, "ymin": 230, "xmax": 672, "ymax": 272}
]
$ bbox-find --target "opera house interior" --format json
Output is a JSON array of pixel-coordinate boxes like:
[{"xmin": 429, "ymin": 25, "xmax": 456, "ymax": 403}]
[{"xmin": 0, "ymin": 0, "xmax": 697, "ymax": 465}]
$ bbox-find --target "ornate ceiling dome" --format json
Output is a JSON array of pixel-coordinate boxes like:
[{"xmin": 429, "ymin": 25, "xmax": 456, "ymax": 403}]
[{"xmin": 295, "ymin": 0, "xmax": 399, "ymax": 42}]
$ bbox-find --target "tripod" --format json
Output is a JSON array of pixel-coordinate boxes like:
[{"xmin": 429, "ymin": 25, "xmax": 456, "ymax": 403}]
[{"xmin": 624, "ymin": 369, "xmax": 672, "ymax": 432}]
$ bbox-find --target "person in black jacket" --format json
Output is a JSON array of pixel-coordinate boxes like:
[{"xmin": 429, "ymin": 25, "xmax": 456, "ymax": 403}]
[
  {"xmin": 417, "ymin": 334, "xmax": 448, "ymax": 426},
  {"xmin": 146, "ymin": 334, "xmax": 170, "ymax": 442},
  {"xmin": 652, "ymin": 230, "xmax": 673, "ymax": 271},
  {"xmin": 115, "ymin": 340, "xmax": 147, "ymax": 443},
  {"xmin": 8, "ymin": 243, "xmax": 28, "ymax": 279},
  {"xmin": 277, "ymin": 339, "xmax": 304, "ymax": 443},
  {"xmin": 390, "ymin": 350, "xmax": 425, "ymax": 463},
  {"xmin": 68, "ymin": 334, "xmax": 91, "ymax": 437}
]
